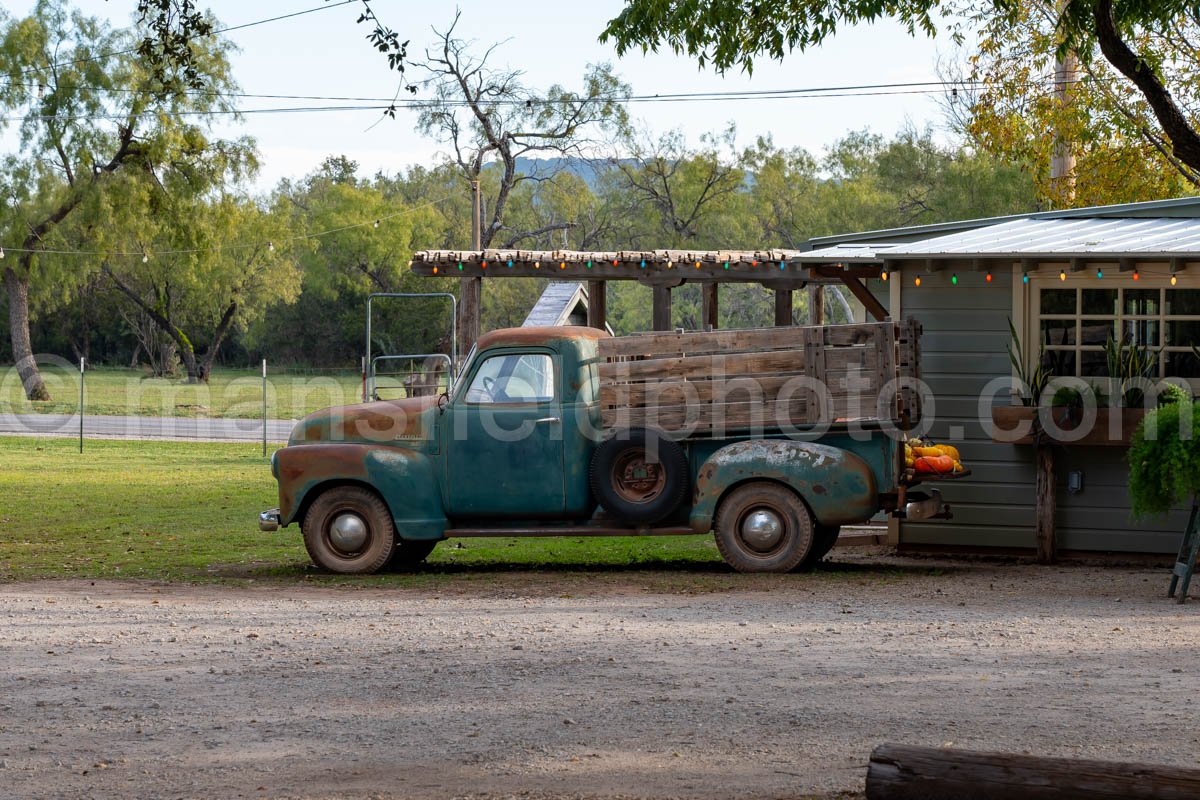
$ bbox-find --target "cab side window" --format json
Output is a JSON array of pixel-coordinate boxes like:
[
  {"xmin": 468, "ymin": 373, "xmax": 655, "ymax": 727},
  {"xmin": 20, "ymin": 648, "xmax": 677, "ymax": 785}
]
[{"xmin": 464, "ymin": 353, "xmax": 555, "ymax": 404}]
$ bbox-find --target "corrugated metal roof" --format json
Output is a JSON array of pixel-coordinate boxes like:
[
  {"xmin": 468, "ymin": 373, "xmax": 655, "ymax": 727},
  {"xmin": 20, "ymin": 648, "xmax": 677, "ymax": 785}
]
[
  {"xmin": 795, "ymin": 217, "xmax": 1200, "ymax": 264},
  {"xmin": 523, "ymin": 282, "xmax": 587, "ymax": 327},
  {"xmin": 882, "ymin": 217, "xmax": 1200, "ymax": 259},
  {"xmin": 803, "ymin": 195, "xmax": 1200, "ymax": 250}
]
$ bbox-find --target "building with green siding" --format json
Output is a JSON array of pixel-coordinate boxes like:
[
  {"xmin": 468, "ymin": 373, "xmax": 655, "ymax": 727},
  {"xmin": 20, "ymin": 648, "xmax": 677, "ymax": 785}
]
[{"xmin": 795, "ymin": 197, "xmax": 1200, "ymax": 556}]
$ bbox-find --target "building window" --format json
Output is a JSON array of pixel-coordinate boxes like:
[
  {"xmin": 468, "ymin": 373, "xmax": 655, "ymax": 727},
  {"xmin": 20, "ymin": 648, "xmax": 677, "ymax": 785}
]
[{"xmin": 1035, "ymin": 285, "xmax": 1200, "ymax": 380}]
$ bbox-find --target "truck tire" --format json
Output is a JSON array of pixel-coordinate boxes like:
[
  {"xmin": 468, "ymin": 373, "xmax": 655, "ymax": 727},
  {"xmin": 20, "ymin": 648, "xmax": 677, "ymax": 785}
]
[
  {"xmin": 589, "ymin": 428, "xmax": 689, "ymax": 524},
  {"xmin": 714, "ymin": 482, "xmax": 815, "ymax": 573},
  {"xmin": 796, "ymin": 524, "xmax": 840, "ymax": 570},
  {"xmin": 302, "ymin": 486, "xmax": 396, "ymax": 574},
  {"xmin": 386, "ymin": 539, "xmax": 438, "ymax": 571}
]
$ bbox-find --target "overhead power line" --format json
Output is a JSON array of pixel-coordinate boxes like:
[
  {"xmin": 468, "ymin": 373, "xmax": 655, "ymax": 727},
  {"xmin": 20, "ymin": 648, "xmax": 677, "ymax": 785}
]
[
  {"xmin": 8, "ymin": 0, "xmax": 359, "ymax": 82},
  {"xmin": 0, "ymin": 79, "xmax": 1030, "ymax": 124}
]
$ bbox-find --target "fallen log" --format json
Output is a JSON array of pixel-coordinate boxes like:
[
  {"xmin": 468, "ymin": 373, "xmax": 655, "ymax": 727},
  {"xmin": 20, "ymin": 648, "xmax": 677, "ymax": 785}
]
[{"xmin": 866, "ymin": 743, "xmax": 1200, "ymax": 800}]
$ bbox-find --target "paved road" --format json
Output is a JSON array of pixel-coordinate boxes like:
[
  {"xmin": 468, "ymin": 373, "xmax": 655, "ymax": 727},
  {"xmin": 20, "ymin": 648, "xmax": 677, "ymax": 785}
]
[{"xmin": 0, "ymin": 412, "xmax": 295, "ymax": 442}]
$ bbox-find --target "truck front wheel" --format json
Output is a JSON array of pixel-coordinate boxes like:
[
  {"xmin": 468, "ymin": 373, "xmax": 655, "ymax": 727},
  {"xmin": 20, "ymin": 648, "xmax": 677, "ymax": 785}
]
[
  {"xmin": 302, "ymin": 486, "xmax": 396, "ymax": 574},
  {"xmin": 714, "ymin": 482, "xmax": 815, "ymax": 573}
]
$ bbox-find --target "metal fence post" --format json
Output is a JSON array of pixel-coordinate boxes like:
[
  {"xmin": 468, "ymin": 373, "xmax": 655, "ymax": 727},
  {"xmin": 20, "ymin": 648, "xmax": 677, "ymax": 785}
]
[
  {"xmin": 79, "ymin": 357, "xmax": 84, "ymax": 454},
  {"xmin": 262, "ymin": 358, "xmax": 268, "ymax": 458}
]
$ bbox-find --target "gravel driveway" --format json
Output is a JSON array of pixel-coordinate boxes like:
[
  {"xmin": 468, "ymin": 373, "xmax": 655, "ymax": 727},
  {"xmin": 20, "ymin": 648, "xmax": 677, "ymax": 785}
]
[{"xmin": 2, "ymin": 554, "xmax": 1198, "ymax": 799}]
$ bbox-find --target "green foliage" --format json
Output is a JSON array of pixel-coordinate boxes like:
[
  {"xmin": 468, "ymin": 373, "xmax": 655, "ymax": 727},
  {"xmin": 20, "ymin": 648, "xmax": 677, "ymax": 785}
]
[
  {"xmin": 1158, "ymin": 382, "xmax": 1191, "ymax": 407},
  {"xmin": 1007, "ymin": 317, "xmax": 1050, "ymax": 406},
  {"xmin": 1104, "ymin": 331, "xmax": 1159, "ymax": 407},
  {"xmin": 1128, "ymin": 400, "xmax": 1200, "ymax": 517}
]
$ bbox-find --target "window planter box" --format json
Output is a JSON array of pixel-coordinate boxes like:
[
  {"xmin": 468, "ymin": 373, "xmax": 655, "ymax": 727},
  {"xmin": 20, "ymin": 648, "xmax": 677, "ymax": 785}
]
[{"xmin": 991, "ymin": 406, "xmax": 1147, "ymax": 446}]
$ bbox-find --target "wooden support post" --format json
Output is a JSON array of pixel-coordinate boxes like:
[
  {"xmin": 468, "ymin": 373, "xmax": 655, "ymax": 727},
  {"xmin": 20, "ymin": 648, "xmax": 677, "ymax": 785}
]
[
  {"xmin": 839, "ymin": 275, "xmax": 890, "ymax": 321},
  {"xmin": 702, "ymin": 283, "xmax": 719, "ymax": 330},
  {"xmin": 586, "ymin": 280, "xmax": 607, "ymax": 331},
  {"xmin": 808, "ymin": 284, "xmax": 825, "ymax": 326},
  {"xmin": 651, "ymin": 284, "xmax": 672, "ymax": 331},
  {"xmin": 866, "ymin": 743, "xmax": 1200, "ymax": 799},
  {"xmin": 1036, "ymin": 444, "xmax": 1056, "ymax": 564},
  {"xmin": 458, "ymin": 277, "xmax": 481, "ymax": 360},
  {"xmin": 774, "ymin": 288, "xmax": 793, "ymax": 326}
]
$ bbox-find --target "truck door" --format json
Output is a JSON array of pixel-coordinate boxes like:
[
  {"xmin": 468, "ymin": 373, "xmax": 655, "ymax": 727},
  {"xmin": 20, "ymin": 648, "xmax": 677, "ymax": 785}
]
[{"xmin": 443, "ymin": 349, "xmax": 566, "ymax": 517}]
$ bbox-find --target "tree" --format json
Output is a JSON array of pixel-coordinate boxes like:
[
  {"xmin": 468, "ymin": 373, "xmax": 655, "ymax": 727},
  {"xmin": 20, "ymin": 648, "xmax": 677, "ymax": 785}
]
[
  {"xmin": 417, "ymin": 13, "xmax": 631, "ymax": 249},
  {"xmin": 0, "ymin": 0, "xmax": 241, "ymax": 399},
  {"xmin": 950, "ymin": 1, "xmax": 1200, "ymax": 206},
  {"xmin": 102, "ymin": 194, "xmax": 302, "ymax": 382},
  {"xmin": 601, "ymin": 0, "xmax": 1200, "ymax": 182}
]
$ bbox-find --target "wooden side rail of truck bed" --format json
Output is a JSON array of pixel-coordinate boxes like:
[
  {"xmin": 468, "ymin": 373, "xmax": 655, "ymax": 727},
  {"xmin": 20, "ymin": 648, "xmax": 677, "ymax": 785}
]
[{"xmin": 597, "ymin": 319, "xmax": 921, "ymax": 435}]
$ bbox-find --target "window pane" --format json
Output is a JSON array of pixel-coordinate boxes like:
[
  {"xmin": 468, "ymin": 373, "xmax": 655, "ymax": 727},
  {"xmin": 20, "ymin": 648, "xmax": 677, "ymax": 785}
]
[
  {"xmin": 1080, "ymin": 350, "xmax": 1108, "ymax": 377},
  {"xmin": 1080, "ymin": 319, "xmax": 1115, "ymax": 347},
  {"xmin": 1042, "ymin": 349, "xmax": 1076, "ymax": 377},
  {"xmin": 1040, "ymin": 288, "xmax": 1076, "ymax": 315},
  {"xmin": 1081, "ymin": 289, "xmax": 1117, "ymax": 315},
  {"xmin": 1165, "ymin": 289, "xmax": 1200, "ymax": 316},
  {"xmin": 1124, "ymin": 289, "xmax": 1160, "ymax": 315},
  {"xmin": 1167, "ymin": 320, "xmax": 1200, "ymax": 348},
  {"xmin": 1125, "ymin": 318, "xmax": 1160, "ymax": 347},
  {"xmin": 1166, "ymin": 351, "xmax": 1200, "ymax": 378},
  {"xmin": 1041, "ymin": 319, "xmax": 1075, "ymax": 346},
  {"xmin": 465, "ymin": 354, "xmax": 554, "ymax": 403}
]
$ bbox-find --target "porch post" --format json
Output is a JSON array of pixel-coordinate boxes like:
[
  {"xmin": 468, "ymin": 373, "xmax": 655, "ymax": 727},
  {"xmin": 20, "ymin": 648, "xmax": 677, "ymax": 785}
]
[
  {"xmin": 702, "ymin": 283, "xmax": 719, "ymax": 330},
  {"xmin": 586, "ymin": 280, "xmax": 607, "ymax": 331},
  {"xmin": 774, "ymin": 288, "xmax": 793, "ymax": 326},
  {"xmin": 652, "ymin": 284, "xmax": 672, "ymax": 331}
]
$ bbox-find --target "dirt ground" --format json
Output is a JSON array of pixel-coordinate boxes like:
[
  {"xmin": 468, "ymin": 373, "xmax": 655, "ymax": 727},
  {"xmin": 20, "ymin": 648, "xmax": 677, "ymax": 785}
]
[{"xmin": 2, "ymin": 552, "xmax": 1199, "ymax": 800}]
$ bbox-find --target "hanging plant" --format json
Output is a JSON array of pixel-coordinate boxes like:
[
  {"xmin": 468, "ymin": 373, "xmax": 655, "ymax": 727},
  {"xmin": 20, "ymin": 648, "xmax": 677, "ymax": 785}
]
[{"xmin": 1128, "ymin": 400, "xmax": 1200, "ymax": 517}]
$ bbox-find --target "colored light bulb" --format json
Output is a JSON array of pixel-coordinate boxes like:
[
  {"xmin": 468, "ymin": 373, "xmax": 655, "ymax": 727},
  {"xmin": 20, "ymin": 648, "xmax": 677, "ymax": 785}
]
[{"xmin": 881, "ymin": 270, "xmax": 889, "ymax": 282}]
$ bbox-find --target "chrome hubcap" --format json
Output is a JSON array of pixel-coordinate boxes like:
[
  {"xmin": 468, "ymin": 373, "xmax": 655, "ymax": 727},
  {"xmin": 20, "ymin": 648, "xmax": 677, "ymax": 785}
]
[
  {"xmin": 329, "ymin": 513, "xmax": 368, "ymax": 554},
  {"xmin": 741, "ymin": 508, "xmax": 783, "ymax": 552}
]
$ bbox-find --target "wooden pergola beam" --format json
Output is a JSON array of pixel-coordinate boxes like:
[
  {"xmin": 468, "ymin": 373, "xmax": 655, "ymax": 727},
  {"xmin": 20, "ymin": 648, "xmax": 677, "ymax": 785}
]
[
  {"xmin": 837, "ymin": 274, "xmax": 890, "ymax": 322},
  {"xmin": 411, "ymin": 249, "xmax": 860, "ymax": 284}
]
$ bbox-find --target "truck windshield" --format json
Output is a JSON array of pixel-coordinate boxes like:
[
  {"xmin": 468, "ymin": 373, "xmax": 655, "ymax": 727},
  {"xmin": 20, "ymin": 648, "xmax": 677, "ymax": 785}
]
[{"xmin": 464, "ymin": 353, "xmax": 555, "ymax": 404}]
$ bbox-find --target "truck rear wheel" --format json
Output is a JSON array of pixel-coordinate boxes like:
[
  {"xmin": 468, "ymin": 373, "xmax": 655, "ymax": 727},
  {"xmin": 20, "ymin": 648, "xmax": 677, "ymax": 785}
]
[
  {"xmin": 302, "ymin": 486, "xmax": 395, "ymax": 574},
  {"xmin": 714, "ymin": 482, "xmax": 814, "ymax": 573},
  {"xmin": 589, "ymin": 429, "xmax": 689, "ymax": 524}
]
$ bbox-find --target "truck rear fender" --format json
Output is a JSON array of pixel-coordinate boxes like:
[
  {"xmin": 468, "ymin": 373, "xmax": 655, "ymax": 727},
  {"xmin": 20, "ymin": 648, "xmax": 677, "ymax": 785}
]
[
  {"xmin": 689, "ymin": 440, "xmax": 879, "ymax": 533},
  {"xmin": 275, "ymin": 443, "xmax": 448, "ymax": 541}
]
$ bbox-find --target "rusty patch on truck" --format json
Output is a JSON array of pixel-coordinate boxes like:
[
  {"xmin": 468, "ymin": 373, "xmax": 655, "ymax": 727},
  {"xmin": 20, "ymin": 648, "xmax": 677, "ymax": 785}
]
[
  {"xmin": 294, "ymin": 395, "xmax": 438, "ymax": 443},
  {"xmin": 475, "ymin": 325, "xmax": 609, "ymax": 350},
  {"xmin": 275, "ymin": 444, "xmax": 372, "ymax": 522}
]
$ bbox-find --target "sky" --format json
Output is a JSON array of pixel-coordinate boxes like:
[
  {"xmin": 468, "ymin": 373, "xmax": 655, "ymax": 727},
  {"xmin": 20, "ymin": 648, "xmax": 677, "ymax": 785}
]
[{"xmin": 3, "ymin": 0, "xmax": 964, "ymax": 190}]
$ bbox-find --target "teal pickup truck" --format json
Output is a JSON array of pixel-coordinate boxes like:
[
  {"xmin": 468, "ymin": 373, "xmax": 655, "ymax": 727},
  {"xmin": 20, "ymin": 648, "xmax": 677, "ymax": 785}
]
[{"xmin": 260, "ymin": 321, "xmax": 955, "ymax": 573}]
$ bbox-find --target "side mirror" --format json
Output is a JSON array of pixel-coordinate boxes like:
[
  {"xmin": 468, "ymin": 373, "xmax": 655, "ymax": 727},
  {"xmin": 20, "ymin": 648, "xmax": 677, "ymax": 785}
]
[{"xmin": 437, "ymin": 391, "xmax": 450, "ymax": 412}]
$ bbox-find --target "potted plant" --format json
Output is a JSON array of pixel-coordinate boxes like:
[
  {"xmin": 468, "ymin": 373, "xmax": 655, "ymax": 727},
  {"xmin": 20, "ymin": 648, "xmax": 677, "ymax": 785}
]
[{"xmin": 990, "ymin": 319, "xmax": 1047, "ymax": 442}]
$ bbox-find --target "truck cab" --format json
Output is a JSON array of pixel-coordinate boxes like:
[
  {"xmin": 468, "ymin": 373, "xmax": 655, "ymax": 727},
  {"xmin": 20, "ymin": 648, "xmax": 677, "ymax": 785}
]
[{"xmin": 262, "ymin": 324, "xmax": 955, "ymax": 574}]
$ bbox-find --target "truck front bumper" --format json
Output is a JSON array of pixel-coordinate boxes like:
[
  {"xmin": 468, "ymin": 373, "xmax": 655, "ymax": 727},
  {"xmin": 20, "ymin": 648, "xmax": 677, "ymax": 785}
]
[{"xmin": 259, "ymin": 508, "xmax": 282, "ymax": 532}]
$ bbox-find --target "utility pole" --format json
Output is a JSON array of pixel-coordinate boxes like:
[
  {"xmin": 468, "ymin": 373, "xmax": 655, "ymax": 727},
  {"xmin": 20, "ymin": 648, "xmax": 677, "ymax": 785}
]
[{"xmin": 459, "ymin": 180, "xmax": 483, "ymax": 362}]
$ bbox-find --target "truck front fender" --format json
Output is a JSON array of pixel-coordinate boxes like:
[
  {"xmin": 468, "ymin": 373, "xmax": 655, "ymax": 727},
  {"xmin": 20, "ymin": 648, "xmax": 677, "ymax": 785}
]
[
  {"xmin": 274, "ymin": 443, "xmax": 447, "ymax": 541},
  {"xmin": 689, "ymin": 440, "xmax": 879, "ymax": 533}
]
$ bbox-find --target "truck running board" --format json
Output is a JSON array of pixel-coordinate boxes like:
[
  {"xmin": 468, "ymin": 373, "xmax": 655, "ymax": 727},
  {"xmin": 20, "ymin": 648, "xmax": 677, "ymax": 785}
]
[{"xmin": 444, "ymin": 525, "xmax": 696, "ymax": 538}]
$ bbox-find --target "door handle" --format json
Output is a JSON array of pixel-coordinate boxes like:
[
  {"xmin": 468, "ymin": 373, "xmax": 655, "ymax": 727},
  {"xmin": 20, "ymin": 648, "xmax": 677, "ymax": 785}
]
[{"xmin": 533, "ymin": 417, "xmax": 561, "ymax": 425}]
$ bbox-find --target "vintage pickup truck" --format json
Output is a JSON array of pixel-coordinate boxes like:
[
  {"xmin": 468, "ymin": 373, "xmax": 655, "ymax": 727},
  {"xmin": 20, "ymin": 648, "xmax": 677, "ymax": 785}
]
[{"xmin": 260, "ymin": 320, "xmax": 958, "ymax": 573}]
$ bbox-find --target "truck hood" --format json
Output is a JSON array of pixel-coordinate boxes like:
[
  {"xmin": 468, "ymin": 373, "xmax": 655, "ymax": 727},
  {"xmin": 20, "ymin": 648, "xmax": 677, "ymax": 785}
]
[{"xmin": 289, "ymin": 396, "xmax": 440, "ymax": 445}]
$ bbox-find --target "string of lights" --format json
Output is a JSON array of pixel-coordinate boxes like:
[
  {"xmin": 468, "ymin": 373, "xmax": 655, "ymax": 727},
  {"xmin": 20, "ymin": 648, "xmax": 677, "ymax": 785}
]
[{"xmin": 0, "ymin": 194, "xmax": 454, "ymax": 260}]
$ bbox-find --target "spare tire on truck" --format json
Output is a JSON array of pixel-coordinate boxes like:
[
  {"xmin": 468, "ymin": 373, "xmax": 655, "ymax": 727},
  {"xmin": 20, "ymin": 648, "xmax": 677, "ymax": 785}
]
[{"xmin": 589, "ymin": 428, "xmax": 689, "ymax": 524}]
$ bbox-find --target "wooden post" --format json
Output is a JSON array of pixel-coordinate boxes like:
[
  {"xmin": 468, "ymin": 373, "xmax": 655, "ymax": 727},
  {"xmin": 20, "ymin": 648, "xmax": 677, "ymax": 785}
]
[
  {"xmin": 651, "ymin": 284, "xmax": 672, "ymax": 331},
  {"xmin": 586, "ymin": 279, "xmax": 607, "ymax": 331},
  {"xmin": 1036, "ymin": 444, "xmax": 1056, "ymax": 564},
  {"xmin": 866, "ymin": 743, "xmax": 1200, "ymax": 799},
  {"xmin": 702, "ymin": 283, "xmax": 719, "ymax": 330},
  {"xmin": 808, "ymin": 284, "xmax": 825, "ymax": 326},
  {"xmin": 774, "ymin": 288, "xmax": 793, "ymax": 326},
  {"xmin": 459, "ymin": 180, "xmax": 483, "ymax": 359}
]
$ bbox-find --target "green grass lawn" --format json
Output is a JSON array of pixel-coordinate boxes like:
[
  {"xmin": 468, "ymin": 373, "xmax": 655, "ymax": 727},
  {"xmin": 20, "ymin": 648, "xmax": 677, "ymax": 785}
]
[
  {"xmin": 0, "ymin": 436, "xmax": 732, "ymax": 586},
  {"xmin": 0, "ymin": 364, "xmax": 364, "ymax": 419}
]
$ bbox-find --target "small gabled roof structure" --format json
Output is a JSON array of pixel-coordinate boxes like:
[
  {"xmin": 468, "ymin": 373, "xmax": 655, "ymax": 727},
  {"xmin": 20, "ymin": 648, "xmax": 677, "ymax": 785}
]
[{"xmin": 523, "ymin": 282, "xmax": 614, "ymax": 334}]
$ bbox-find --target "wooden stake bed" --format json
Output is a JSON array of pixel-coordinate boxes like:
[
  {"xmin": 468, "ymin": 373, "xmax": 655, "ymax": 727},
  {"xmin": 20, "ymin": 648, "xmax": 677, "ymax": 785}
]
[{"xmin": 597, "ymin": 320, "xmax": 921, "ymax": 436}]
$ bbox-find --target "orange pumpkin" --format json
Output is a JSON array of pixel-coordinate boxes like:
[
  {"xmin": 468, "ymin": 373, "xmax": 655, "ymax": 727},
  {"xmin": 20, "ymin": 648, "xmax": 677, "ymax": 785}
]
[{"xmin": 914, "ymin": 455, "xmax": 955, "ymax": 474}]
